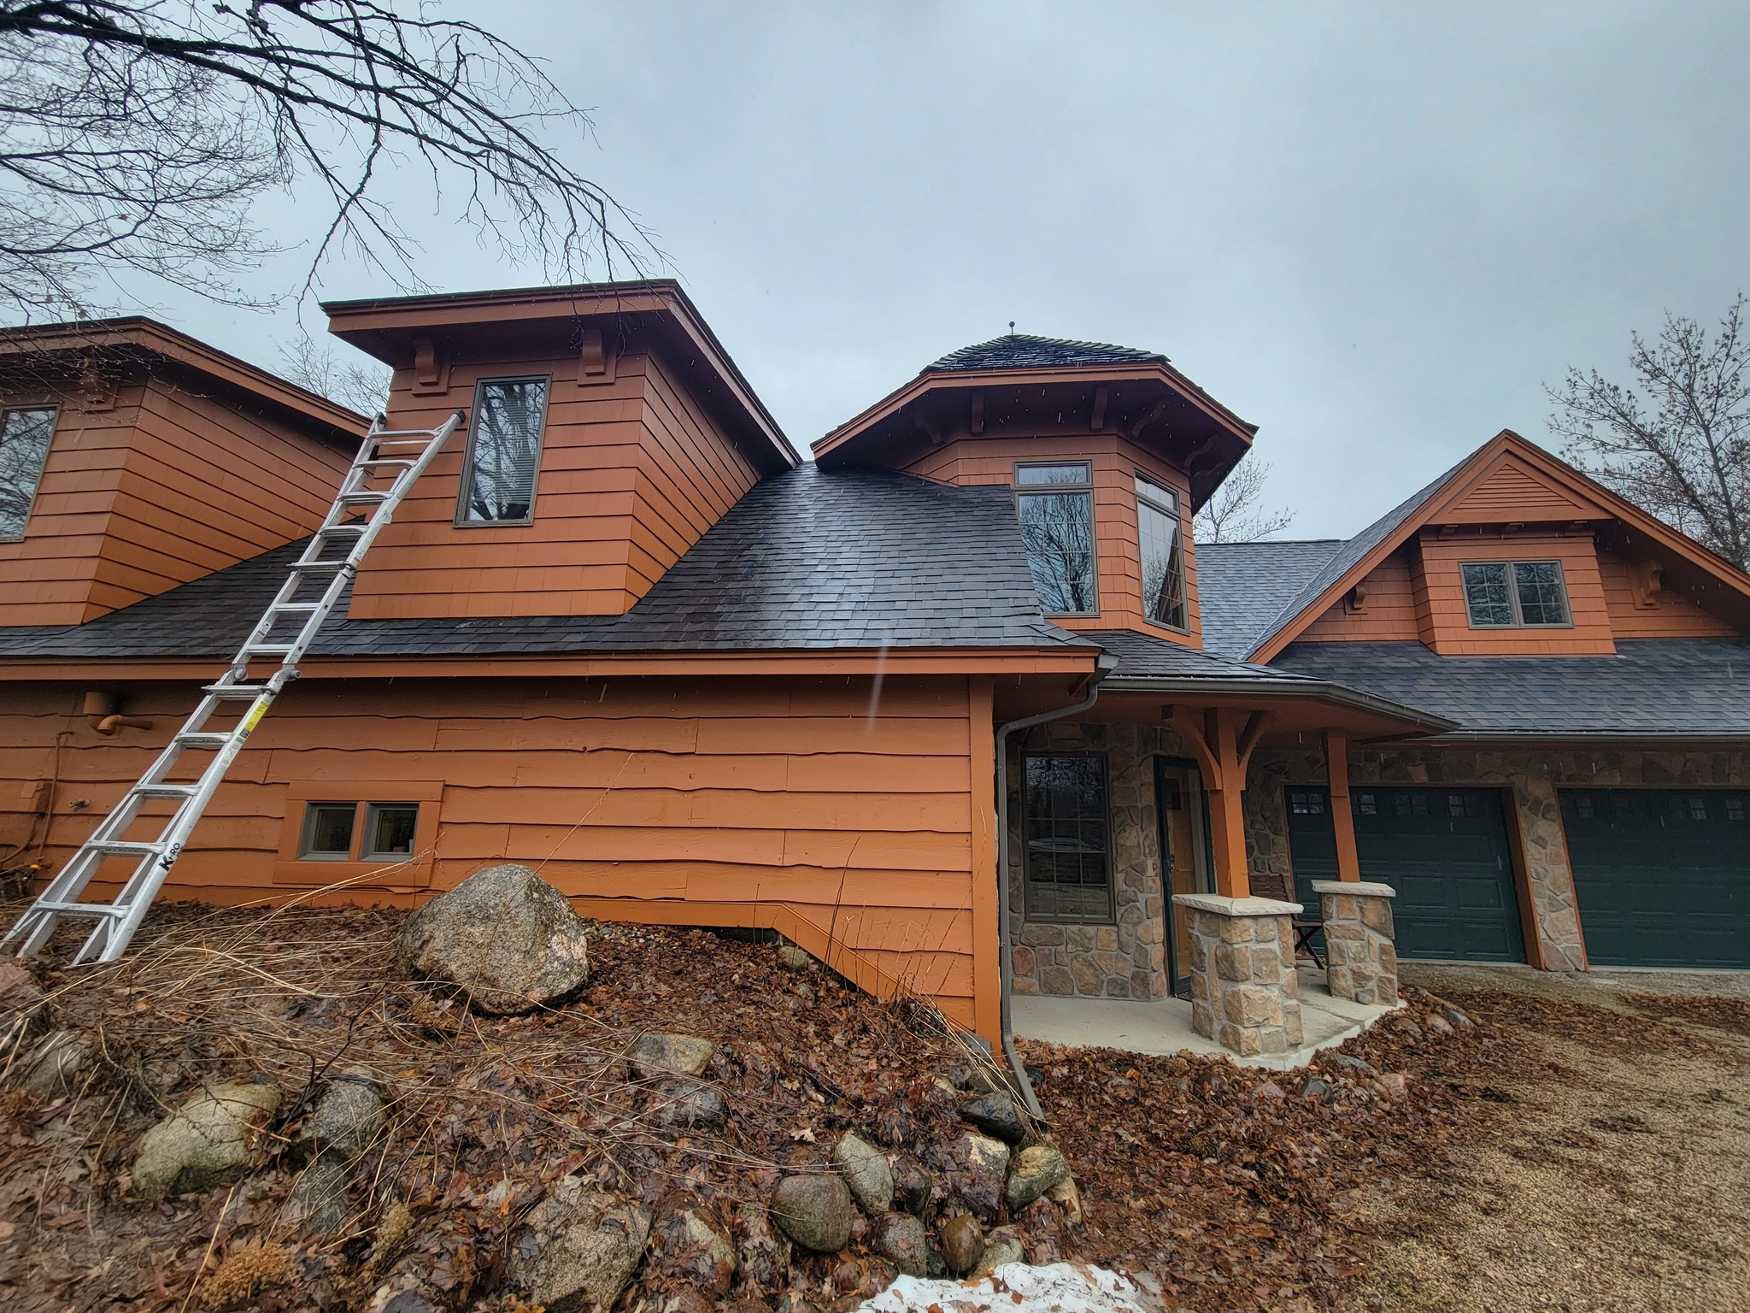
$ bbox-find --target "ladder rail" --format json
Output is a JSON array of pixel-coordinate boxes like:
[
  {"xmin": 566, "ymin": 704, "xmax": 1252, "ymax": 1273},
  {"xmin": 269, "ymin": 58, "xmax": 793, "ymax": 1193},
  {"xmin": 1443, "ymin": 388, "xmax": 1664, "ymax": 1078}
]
[{"xmin": 3, "ymin": 408, "xmax": 467, "ymax": 965}]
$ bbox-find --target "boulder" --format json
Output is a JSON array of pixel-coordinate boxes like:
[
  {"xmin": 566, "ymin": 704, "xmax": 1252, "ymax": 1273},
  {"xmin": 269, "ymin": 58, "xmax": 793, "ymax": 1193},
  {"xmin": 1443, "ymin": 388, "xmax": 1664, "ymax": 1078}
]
[
  {"xmin": 1442, "ymin": 1004, "xmax": 1475, "ymax": 1028},
  {"xmin": 973, "ymin": 1228, "xmax": 1025, "ymax": 1276},
  {"xmin": 1300, "ymin": 1075, "xmax": 1333, "ymax": 1103},
  {"xmin": 942, "ymin": 1059, "xmax": 1003, "ymax": 1095},
  {"xmin": 770, "ymin": 1173, "xmax": 854, "ymax": 1253},
  {"xmin": 938, "ymin": 1213, "xmax": 983, "ymax": 1276},
  {"xmin": 1427, "ymin": 1013, "xmax": 1455, "ymax": 1037},
  {"xmin": 1327, "ymin": 1053, "xmax": 1377, "ymax": 1078},
  {"xmin": 644, "ymin": 1078, "xmax": 727, "ymax": 1130},
  {"xmin": 831, "ymin": 1132, "xmax": 893, "ymax": 1216},
  {"xmin": 958, "ymin": 1092, "xmax": 1025, "ymax": 1144},
  {"xmin": 288, "ymin": 1156, "xmax": 352, "ymax": 1235},
  {"xmin": 873, "ymin": 1212, "xmax": 928, "ymax": 1276},
  {"xmin": 132, "ymin": 1079, "xmax": 281, "ymax": 1199},
  {"xmin": 648, "ymin": 1207, "xmax": 736, "ymax": 1297},
  {"xmin": 397, "ymin": 864, "xmax": 590, "ymax": 1015},
  {"xmin": 295, "ymin": 1071, "xmax": 384, "ymax": 1163},
  {"xmin": 1377, "ymin": 1072, "xmax": 1409, "ymax": 1100},
  {"xmin": 1046, "ymin": 1174, "xmax": 1083, "ymax": 1224},
  {"xmin": 629, "ymin": 1032, "xmax": 716, "ymax": 1079},
  {"xmin": 1253, "ymin": 1081, "xmax": 1285, "ymax": 1102},
  {"xmin": 776, "ymin": 944, "xmax": 813, "ymax": 970},
  {"xmin": 942, "ymin": 1131, "xmax": 1009, "ymax": 1222},
  {"xmin": 1005, "ymin": 1144, "xmax": 1070, "ymax": 1210},
  {"xmin": 18, "ymin": 1028, "xmax": 94, "ymax": 1098},
  {"xmin": 731, "ymin": 1202, "xmax": 790, "ymax": 1293},
  {"xmin": 507, "ymin": 1177, "xmax": 652, "ymax": 1313},
  {"xmin": 890, "ymin": 1154, "xmax": 932, "ymax": 1215}
]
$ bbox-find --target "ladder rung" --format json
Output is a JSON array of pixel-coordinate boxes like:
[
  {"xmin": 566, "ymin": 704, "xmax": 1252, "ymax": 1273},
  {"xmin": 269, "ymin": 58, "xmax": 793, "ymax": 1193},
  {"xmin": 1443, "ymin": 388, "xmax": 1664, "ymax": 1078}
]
[
  {"xmin": 289, "ymin": 559, "xmax": 348, "ymax": 573},
  {"xmin": 317, "ymin": 523, "xmax": 368, "ymax": 535},
  {"xmin": 271, "ymin": 601, "xmax": 322, "ymax": 613},
  {"xmin": 244, "ymin": 643, "xmax": 296, "ymax": 656},
  {"xmin": 202, "ymin": 683, "xmax": 269, "ymax": 698},
  {"xmin": 132, "ymin": 784, "xmax": 198, "ymax": 799},
  {"xmin": 87, "ymin": 840, "xmax": 164, "ymax": 858},
  {"xmin": 30, "ymin": 901, "xmax": 127, "ymax": 918},
  {"xmin": 175, "ymin": 732, "xmax": 231, "ymax": 749},
  {"xmin": 358, "ymin": 458, "xmax": 416, "ymax": 470},
  {"xmin": 337, "ymin": 491, "xmax": 390, "ymax": 504}
]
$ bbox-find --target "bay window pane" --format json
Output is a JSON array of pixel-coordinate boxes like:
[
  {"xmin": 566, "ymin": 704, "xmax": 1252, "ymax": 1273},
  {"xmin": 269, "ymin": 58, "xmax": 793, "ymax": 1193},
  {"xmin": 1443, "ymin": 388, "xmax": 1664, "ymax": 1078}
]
[
  {"xmin": 0, "ymin": 407, "xmax": 56, "ymax": 539},
  {"xmin": 1017, "ymin": 490, "xmax": 1096, "ymax": 613},
  {"xmin": 460, "ymin": 378, "xmax": 548, "ymax": 522},
  {"xmin": 1136, "ymin": 476, "xmax": 1187, "ymax": 629}
]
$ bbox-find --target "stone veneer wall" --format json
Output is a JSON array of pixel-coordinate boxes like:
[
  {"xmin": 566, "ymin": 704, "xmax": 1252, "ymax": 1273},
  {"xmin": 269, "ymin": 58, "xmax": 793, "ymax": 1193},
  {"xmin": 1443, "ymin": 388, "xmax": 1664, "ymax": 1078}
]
[
  {"xmin": 1244, "ymin": 744, "xmax": 1750, "ymax": 971},
  {"xmin": 1006, "ymin": 722, "xmax": 1187, "ymax": 1001}
]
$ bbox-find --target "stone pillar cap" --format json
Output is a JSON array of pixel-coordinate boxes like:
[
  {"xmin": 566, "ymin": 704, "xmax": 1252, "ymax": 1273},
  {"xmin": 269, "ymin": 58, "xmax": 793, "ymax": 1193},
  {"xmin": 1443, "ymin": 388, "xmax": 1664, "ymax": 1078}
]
[
  {"xmin": 1171, "ymin": 893, "xmax": 1303, "ymax": 917},
  {"xmin": 1311, "ymin": 879, "xmax": 1396, "ymax": 898}
]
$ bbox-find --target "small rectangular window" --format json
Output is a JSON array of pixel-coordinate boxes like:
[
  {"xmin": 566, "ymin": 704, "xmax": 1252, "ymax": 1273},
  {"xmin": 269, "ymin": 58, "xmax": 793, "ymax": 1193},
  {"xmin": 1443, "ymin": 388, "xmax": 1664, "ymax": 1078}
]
[
  {"xmin": 0, "ymin": 406, "xmax": 57, "ymax": 540},
  {"xmin": 458, "ymin": 377, "xmax": 549, "ymax": 524},
  {"xmin": 364, "ymin": 803, "xmax": 419, "ymax": 858},
  {"xmin": 1022, "ymin": 753, "xmax": 1112, "ymax": 923},
  {"xmin": 1135, "ymin": 474, "xmax": 1187, "ymax": 630},
  {"xmin": 1358, "ymin": 792, "xmax": 1378, "ymax": 815},
  {"xmin": 300, "ymin": 803, "xmax": 357, "ymax": 860},
  {"xmin": 1462, "ymin": 560, "xmax": 1572, "ymax": 628},
  {"xmin": 1727, "ymin": 797, "xmax": 1745, "ymax": 822},
  {"xmin": 1015, "ymin": 462, "xmax": 1096, "ymax": 615}
]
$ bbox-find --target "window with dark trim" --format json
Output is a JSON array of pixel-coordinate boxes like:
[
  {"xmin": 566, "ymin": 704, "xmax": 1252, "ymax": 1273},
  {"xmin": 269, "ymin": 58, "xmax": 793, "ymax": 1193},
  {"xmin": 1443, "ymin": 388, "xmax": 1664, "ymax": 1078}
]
[
  {"xmin": 297, "ymin": 800, "xmax": 420, "ymax": 862},
  {"xmin": 1135, "ymin": 473, "xmax": 1187, "ymax": 629},
  {"xmin": 1014, "ymin": 461, "xmax": 1097, "ymax": 615},
  {"xmin": 1461, "ymin": 560, "xmax": 1572, "ymax": 627},
  {"xmin": 1022, "ymin": 752, "xmax": 1113, "ymax": 923},
  {"xmin": 0, "ymin": 405, "xmax": 57, "ymax": 540},
  {"xmin": 457, "ymin": 377, "xmax": 549, "ymax": 524}
]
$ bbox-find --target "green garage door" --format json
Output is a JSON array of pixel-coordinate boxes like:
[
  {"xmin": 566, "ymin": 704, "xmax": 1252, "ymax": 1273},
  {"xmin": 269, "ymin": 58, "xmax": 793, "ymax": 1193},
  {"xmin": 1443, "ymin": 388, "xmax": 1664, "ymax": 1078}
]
[
  {"xmin": 1560, "ymin": 789, "xmax": 1750, "ymax": 968},
  {"xmin": 1286, "ymin": 786, "xmax": 1525, "ymax": 962}
]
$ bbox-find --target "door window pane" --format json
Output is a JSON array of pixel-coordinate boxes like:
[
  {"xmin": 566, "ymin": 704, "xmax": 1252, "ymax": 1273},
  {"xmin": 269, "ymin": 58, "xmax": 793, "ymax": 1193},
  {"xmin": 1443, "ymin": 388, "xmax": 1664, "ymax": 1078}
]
[
  {"xmin": 300, "ymin": 803, "xmax": 356, "ymax": 859},
  {"xmin": 1461, "ymin": 562, "xmax": 1513, "ymax": 626},
  {"xmin": 364, "ymin": 803, "xmax": 419, "ymax": 858},
  {"xmin": 0, "ymin": 407, "xmax": 56, "ymax": 539},
  {"xmin": 1017, "ymin": 491, "xmax": 1096, "ymax": 614},
  {"xmin": 1512, "ymin": 562, "xmax": 1571, "ymax": 625},
  {"xmin": 1022, "ymin": 754, "xmax": 1112, "ymax": 922},
  {"xmin": 459, "ymin": 378, "xmax": 548, "ymax": 522},
  {"xmin": 1136, "ymin": 476, "xmax": 1187, "ymax": 629}
]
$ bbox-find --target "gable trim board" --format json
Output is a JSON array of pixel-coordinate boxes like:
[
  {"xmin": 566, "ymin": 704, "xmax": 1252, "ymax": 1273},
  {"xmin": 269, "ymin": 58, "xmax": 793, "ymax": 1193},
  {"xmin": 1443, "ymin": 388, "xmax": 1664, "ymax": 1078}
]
[{"xmin": 1248, "ymin": 431, "xmax": 1750, "ymax": 663}]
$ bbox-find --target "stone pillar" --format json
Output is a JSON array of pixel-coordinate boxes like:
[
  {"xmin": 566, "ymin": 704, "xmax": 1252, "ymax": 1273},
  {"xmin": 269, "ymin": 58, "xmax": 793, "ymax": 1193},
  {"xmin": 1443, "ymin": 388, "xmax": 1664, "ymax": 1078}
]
[
  {"xmin": 1174, "ymin": 894, "xmax": 1304, "ymax": 1057},
  {"xmin": 1313, "ymin": 880, "xmax": 1398, "ymax": 1005}
]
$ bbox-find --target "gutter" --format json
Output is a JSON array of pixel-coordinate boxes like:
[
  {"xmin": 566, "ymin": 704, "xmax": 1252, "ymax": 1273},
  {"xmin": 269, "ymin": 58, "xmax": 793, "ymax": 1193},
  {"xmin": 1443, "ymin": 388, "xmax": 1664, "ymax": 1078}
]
[{"xmin": 993, "ymin": 652, "xmax": 1120, "ymax": 1119}]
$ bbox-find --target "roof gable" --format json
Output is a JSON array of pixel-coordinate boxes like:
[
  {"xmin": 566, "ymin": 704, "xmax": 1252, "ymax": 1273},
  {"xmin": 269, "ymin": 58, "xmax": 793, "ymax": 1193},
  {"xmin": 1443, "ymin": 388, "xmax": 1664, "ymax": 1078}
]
[
  {"xmin": 1427, "ymin": 449, "xmax": 1609, "ymax": 526},
  {"xmin": 1248, "ymin": 429, "xmax": 1750, "ymax": 661}
]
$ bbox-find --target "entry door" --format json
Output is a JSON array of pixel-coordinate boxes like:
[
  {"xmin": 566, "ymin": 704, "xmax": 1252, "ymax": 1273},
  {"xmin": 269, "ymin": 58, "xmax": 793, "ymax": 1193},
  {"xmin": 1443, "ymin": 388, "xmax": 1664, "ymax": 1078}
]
[{"xmin": 1155, "ymin": 759, "xmax": 1212, "ymax": 995}]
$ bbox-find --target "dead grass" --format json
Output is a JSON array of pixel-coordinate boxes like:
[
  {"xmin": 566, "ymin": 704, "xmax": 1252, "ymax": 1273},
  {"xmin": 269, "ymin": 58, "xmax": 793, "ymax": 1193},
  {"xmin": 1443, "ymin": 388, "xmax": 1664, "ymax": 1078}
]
[{"xmin": 1345, "ymin": 968, "xmax": 1750, "ymax": 1313}]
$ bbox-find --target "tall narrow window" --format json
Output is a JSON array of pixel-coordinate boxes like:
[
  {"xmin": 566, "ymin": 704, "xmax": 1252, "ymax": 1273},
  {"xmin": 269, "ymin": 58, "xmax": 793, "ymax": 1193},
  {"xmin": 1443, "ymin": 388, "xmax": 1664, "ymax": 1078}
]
[
  {"xmin": 1461, "ymin": 561, "xmax": 1572, "ymax": 627},
  {"xmin": 0, "ymin": 406, "xmax": 57, "ymax": 540},
  {"xmin": 458, "ymin": 377, "xmax": 549, "ymax": 524},
  {"xmin": 1015, "ymin": 462, "xmax": 1097, "ymax": 615},
  {"xmin": 1022, "ymin": 753, "xmax": 1113, "ymax": 923},
  {"xmin": 1135, "ymin": 474, "xmax": 1188, "ymax": 629}
]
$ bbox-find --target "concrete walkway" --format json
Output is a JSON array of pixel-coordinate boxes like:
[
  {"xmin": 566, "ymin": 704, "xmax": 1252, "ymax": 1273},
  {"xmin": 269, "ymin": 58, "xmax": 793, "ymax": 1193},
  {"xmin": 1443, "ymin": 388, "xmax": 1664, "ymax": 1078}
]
[{"xmin": 1012, "ymin": 967, "xmax": 1397, "ymax": 1069}]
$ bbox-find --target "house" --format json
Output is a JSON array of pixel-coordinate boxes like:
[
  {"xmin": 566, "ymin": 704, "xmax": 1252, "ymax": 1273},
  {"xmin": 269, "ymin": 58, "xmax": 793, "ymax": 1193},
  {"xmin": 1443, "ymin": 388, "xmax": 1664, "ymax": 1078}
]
[{"xmin": 1, "ymin": 283, "xmax": 1746, "ymax": 1062}]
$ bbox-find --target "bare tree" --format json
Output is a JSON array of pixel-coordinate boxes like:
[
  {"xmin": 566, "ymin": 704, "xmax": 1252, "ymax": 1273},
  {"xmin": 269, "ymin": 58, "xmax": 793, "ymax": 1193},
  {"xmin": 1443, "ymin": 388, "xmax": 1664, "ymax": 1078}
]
[
  {"xmin": 0, "ymin": 1, "xmax": 654, "ymax": 320},
  {"xmin": 1548, "ymin": 295, "xmax": 1750, "ymax": 568},
  {"xmin": 1194, "ymin": 457, "xmax": 1295, "ymax": 543},
  {"xmin": 277, "ymin": 335, "xmax": 390, "ymax": 415}
]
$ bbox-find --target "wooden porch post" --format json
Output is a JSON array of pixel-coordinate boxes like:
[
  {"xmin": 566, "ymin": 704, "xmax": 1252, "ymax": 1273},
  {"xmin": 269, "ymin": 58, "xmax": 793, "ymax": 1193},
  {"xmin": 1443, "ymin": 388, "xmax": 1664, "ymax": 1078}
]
[
  {"xmin": 1324, "ymin": 729, "xmax": 1362, "ymax": 883},
  {"xmin": 1173, "ymin": 706, "xmax": 1254, "ymax": 900}
]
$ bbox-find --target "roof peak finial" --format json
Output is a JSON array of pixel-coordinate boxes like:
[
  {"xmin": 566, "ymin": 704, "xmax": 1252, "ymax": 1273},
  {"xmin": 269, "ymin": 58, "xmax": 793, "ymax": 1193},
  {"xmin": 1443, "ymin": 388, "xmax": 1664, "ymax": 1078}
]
[{"xmin": 1008, "ymin": 320, "xmax": 1016, "ymax": 335}]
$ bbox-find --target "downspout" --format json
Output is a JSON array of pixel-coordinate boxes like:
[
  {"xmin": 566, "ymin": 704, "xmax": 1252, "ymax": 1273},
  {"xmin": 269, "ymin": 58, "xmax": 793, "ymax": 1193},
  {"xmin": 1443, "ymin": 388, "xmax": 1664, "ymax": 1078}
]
[{"xmin": 994, "ymin": 652, "xmax": 1118, "ymax": 1118}]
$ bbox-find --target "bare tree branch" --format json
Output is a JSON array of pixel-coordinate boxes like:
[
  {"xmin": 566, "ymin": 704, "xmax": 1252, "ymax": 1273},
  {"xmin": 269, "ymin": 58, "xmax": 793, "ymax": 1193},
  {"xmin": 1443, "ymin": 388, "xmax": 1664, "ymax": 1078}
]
[
  {"xmin": 0, "ymin": 0, "xmax": 657, "ymax": 320},
  {"xmin": 276, "ymin": 334, "xmax": 389, "ymax": 415},
  {"xmin": 1547, "ymin": 294, "xmax": 1750, "ymax": 568},
  {"xmin": 1194, "ymin": 457, "xmax": 1296, "ymax": 543}
]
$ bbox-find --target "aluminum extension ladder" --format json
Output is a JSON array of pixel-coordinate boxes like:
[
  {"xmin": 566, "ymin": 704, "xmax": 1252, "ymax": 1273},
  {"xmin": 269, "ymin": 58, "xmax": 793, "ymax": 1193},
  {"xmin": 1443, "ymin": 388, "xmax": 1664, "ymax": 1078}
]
[{"xmin": 2, "ymin": 408, "xmax": 466, "ymax": 965}]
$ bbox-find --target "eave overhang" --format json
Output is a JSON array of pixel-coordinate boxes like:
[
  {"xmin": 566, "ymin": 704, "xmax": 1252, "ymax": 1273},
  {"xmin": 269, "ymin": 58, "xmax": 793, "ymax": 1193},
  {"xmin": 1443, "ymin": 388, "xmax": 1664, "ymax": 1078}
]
[{"xmin": 1101, "ymin": 673, "xmax": 1458, "ymax": 739}]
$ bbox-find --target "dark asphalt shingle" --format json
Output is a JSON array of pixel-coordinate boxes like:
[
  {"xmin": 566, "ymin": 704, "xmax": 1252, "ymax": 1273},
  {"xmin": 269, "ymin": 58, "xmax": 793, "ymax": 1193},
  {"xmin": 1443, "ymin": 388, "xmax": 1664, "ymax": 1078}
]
[
  {"xmin": 1273, "ymin": 639, "xmax": 1750, "ymax": 736},
  {"xmin": 1084, "ymin": 628, "xmax": 1319, "ymax": 682},
  {"xmin": 0, "ymin": 465, "xmax": 1094, "ymax": 660},
  {"xmin": 1194, "ymin": 539, "xmax": 1344, "ymax": 658},
  {"xmin": 928, "ymin": 333, "xmax": 1167, "ymax": 373}
]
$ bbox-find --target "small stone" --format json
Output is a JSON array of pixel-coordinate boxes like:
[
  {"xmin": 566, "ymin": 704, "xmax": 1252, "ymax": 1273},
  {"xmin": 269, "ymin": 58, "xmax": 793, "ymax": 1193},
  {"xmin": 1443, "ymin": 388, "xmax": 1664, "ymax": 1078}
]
[
  {"xmin": 645, "ymin": 1078, "xmax": 727, "ymax": 1129},
  {"xmin": 938, "ymin": 1213, "xmax": 984, "ymax": 1275},
  {"xmin": 944, "ymin": 1131, "xmax": 1009, "ymax": 1221},
  {"xmin": 731, "ymin": 1203, "xmax": 790, "ymax": 1293},
  {"xmin": 973, "ymin": 1227, "xmax": 1025, "ymax": 1275},
  {"xmin": 1377, "ymin": 1072, "xmax": 1409, "ymax": 1100},
  {"xmin": 777, "ymin": 944, "xmax": 812, "ymax": 970},
  {"xmin": 0, "ymin": 962, "xmax": 47, "ymax": 1059},
  {"xmin": 295, "ymin": 1071, "xmax": 384, "ymax": 1163},
  {"xmin": 18, "ymin": 1029, "xmax": 94, "ymax": 1099},
  {"xmin": 1396, "ymin": 1018, "xmax": 1424, "ymax": 1041},
  {"xmin": 132, "ymin": 1079, "xmax": 281, "ymax": 1199},
  {"xmin": 648, "ymin": 1208, "xmax": 737, "ymax": 1297},
  {"xmin": 1443, "ymin": 1005, "xmax": 1475, "ymax": 1028},
  {"xmin": 771, "ymin": 1173, "xmax": 854, "ymax": 1253},
  {"xmin": 1045, "ymin": 1175, "xmax": 1083, "ymax": 1224},
  {"xmin": 873, "ymin": 1212, "xmax": 928, "ymax": 1276},
  {"xmin": 288, "ymin": 1156, "xmax": 352, "ymax": 1235},
  {"xmin": 831, "ymin": 1132, "xmax": 893, "ymax": 1216},
  {"xmin": 890, "ymin": 1154, "xmax": 931, "ymax": 1215},
  {"xmin": 1327, "ymin": 1053, "xmax": 1377, "ymax": 1078},
  {"xmin": 1300, "ymin": 1075, "xmax": 1333, "ymax": 1102},
  {"xmin": 1253, "ymin": 1080, "xmax": 1285, "ymax": 1102},
  {"xmin": 1004, "ymin": 1143, "xmax": 1071, "ymax": 1210},
  {"xmin": 507, "ymin": 1178, "xmax": 652, "ymax": 1313},
  {"xmin": 942, "ymin": 1060, "xmax": 1002, "ymax": 1095},
  {"xmin": 958, "ymin": 1091, "xmax": 1025, "ymax": 1144},
  {"xmin": 629, "ymin": 1032, "xmax": 716, "ymax": 1079},
  {"xmin": 1427, "ymin": 1014, "xmax": 1455, "ymax": 1037}
]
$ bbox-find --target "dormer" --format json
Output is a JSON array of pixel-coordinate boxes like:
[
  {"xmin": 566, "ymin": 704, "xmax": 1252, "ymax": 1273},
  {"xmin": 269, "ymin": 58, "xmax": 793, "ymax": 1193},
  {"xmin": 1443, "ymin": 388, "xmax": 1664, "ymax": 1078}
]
[
  {"xmin": 0, "ymin": 318, "xmax": 362, "ymax": 627},
  {"xmin": 812, "ymin": 333, "xmax": 1256, "ymax": 646},
  {"xmin": 324, "ymin": 281, "xmax": 796, "ymax": 620}
]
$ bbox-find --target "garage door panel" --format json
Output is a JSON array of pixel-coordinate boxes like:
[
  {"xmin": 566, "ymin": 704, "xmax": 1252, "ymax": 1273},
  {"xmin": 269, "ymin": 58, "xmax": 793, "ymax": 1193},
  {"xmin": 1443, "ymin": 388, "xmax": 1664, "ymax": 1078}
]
[{"xmin": 1561, "ymin": 788, "xmax": 1750, "ymax": 969}]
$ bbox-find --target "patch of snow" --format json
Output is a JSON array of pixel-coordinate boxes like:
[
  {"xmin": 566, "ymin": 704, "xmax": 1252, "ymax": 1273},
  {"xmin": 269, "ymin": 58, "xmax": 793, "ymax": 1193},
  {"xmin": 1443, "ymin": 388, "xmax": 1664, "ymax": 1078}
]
[{"xmin": 857, "ymin": 1261, "xmax": 1164, "ymax": 1312}]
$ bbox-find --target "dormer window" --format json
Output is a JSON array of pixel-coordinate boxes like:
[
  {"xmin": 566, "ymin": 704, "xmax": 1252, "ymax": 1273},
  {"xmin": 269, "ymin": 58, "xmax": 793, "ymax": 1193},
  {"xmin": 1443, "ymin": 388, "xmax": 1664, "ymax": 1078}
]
[
  {"xmin": 457, "ymin": 377, "xmax": 549, "ymax": 524},
  {"xmin": 0, "ymin": 406, "xmax": 56, "ymax": 541},
  {"xmin": 1462, "ymin": 560, "xmax": 1572, "ymax": 628},
  {"xmin": 1015, "ymin": 461, "xmax": 1097, "ymax": 615},
  {"xmin": 1136, "ymin": 474, "xmax": 1187, "ymax": 630}
]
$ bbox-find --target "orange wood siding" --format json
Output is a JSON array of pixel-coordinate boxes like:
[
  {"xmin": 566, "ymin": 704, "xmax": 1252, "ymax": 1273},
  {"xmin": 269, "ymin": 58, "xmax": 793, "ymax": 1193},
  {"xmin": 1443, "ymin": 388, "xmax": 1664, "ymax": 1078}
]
[
  {"xmin": 0, "ymin": 376, "xmax": 351, "ymax": 627},
  {"xmin": 0, "ymin": 674, "xmax": 988, "ymax": 1029},
  {"xmin": 1298, "ymin": 547, "xmax": 1423, "ymax": 642},
  {"xmin": 1598, "ymin": 548, "xmax": 1738, "ymax": 638},
  {"xmin": 1429, "ymin": 451, "xmax": 1610, "ymax": 527},
  {"xmin": 349, "ymin": 350, "xmax": 758, "ymax": 621},
  {"xmin": 904, "ymin": 433, "xmax": 1202, "ymax": 644},
  {"xmin": 1414, "ymin": 530, "xmax": 1614, "ymax": 655}
]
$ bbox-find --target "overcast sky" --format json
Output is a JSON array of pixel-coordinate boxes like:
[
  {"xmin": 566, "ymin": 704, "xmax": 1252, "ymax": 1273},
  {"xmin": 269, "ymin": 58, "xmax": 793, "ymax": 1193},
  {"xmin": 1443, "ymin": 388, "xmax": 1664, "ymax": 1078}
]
[{"xmin": 126, "ymin": 2, "xmax": 1746, "ymax": 539}]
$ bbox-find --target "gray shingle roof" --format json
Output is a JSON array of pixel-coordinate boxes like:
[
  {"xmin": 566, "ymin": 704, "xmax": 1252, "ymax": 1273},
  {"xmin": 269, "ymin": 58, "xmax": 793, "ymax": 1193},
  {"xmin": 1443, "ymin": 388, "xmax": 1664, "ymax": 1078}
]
[
  {"xmin": 0, "ymin": 465, "xmax": 1094, "ymax": 661},
  {"xmin": 1086, "ymin": 628, "xmax": 1316, "ymax": 682},
  {"xmin": 1194, "ymin": 539, "xmax": 1343, "ymax": 658},
  {"xmin": 1243, "ymin": 455, "xmax": 1471, "ymax": 657},
  {"xmin": 928, "ymin": 334, "xmax": 1167, "ymax": 373},
  {"xmin": 1274, "ymin": 639, "xmax": 1750, "ymax": 737}
]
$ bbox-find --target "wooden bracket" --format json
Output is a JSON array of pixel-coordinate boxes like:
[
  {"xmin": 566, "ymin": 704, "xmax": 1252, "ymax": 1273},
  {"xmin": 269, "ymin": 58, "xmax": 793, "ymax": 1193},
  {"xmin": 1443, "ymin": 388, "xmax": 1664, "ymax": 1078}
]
[
  {"xmin": 1235, "ymin": 710, "xmax": 1269, "ymax": 781},
  {"xmin": 578, "ymin": 326, "xmax": 616, "ymax": 384},
  {"xmin": 1345, "ymin": 581, "xmax": 1369, "ymax": 613},
  {"xmin": 1631, "ymin": 560, "xmax": 1664, "ymax": 608},
  {"xmin": 410, "ymin": 335, "xmax": 450, "ymax": 395},
  {"xmin": 1125, "ymin": 396, "xmax": 1172, "ymax": 442},
  {"xmin": 970, "ymin": 391, "xmax": 986, "ymax": 436},
  {"xmin": 77, "ymin": 354, "xmax": 115, "ymax": 412},
  {"xmin": 1089, "ymin": 385, "xmax": 1109, "ymax": 432}
]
